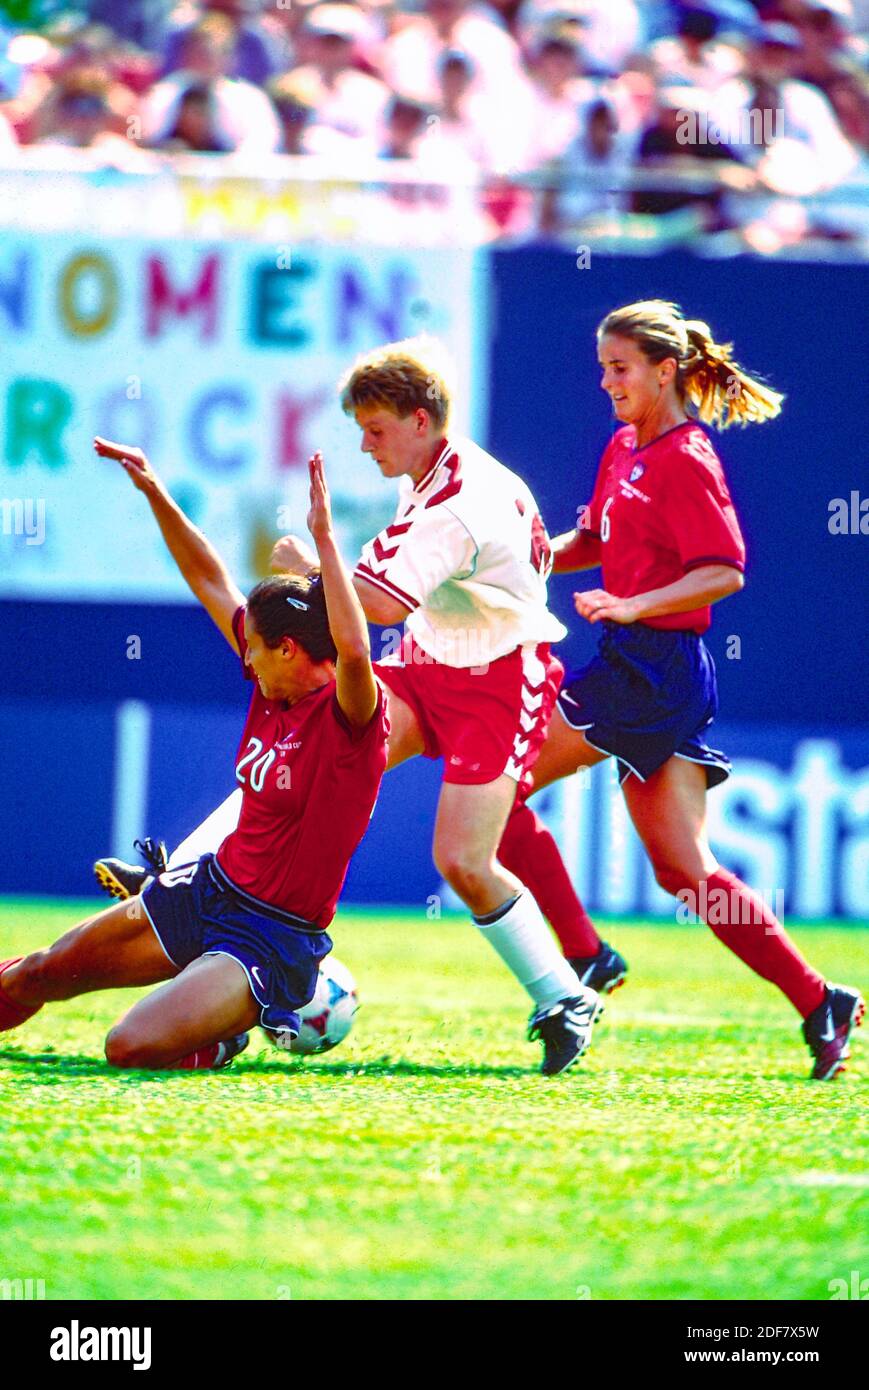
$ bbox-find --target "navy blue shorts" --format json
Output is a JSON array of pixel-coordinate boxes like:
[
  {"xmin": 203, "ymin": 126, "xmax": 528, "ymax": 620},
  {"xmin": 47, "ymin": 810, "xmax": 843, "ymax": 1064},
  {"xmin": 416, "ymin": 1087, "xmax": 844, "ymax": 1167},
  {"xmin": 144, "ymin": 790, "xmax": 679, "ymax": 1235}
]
[
  {"xmin": 556, "ymin": 621, "xmax": 730, "ymax": 787},
  {"xmin": 141, "ymin": 854, "xmax": 332, "ymax": 1043}
]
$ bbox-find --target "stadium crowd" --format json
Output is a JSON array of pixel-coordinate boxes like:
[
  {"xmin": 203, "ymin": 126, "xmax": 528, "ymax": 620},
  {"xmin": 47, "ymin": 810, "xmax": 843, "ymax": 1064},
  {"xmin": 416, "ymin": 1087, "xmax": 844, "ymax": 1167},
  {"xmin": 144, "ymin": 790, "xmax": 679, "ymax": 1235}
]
[{"xmin": 0, "ymin": 0, "xmax": 866, "ymax": 247}]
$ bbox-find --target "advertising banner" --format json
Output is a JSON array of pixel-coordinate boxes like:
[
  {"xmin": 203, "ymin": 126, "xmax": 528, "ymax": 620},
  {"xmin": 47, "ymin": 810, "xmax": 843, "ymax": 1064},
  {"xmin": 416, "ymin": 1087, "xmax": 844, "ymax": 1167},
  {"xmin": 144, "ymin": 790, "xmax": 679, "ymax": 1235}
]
[{"xmin": 0, "ymin": 232, "xmax": 485, "ymax": 599}]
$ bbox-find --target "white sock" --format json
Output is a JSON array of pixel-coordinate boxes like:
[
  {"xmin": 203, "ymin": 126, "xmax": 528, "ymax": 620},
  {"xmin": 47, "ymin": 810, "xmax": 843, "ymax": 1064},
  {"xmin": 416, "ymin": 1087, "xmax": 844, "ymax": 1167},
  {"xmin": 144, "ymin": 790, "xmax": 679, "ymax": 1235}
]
[
  {"xmin": 474, "ymin": 892, "xmax": 582, "ymax": 1009},
  {"xmin": 167, "ymin": 789, "xmax": 243, "ymax": 868}
]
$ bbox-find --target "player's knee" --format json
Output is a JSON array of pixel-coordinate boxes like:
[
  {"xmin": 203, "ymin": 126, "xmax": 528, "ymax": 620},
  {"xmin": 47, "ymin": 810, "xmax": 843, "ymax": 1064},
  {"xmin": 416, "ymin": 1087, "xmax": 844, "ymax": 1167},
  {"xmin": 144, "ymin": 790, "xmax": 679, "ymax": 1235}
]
[
  {"xmin": 105, "ymin": 1026, "xmax": 154, "ymax": 1070},
  {"xmin": 653, "ymin": 860, "xmax": 700, "ymax": 898},
  {"xmin": 435, "ymin": 851, "xmax": 490, "ymax": 905}
]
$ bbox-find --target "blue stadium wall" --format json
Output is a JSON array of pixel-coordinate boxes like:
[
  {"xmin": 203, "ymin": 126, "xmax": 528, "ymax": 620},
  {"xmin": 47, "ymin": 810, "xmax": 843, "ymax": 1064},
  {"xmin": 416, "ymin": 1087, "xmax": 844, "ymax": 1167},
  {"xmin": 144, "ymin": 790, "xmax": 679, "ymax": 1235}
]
[{"xmin": 2, "ymin": 250, "xmax": 867, "ymax": 917}]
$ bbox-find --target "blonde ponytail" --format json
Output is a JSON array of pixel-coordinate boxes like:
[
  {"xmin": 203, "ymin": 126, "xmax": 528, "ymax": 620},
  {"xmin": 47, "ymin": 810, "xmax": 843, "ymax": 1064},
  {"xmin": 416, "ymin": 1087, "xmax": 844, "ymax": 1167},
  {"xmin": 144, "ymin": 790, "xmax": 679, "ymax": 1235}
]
[
  {"xmin": 680, "ymin": 318, "xmax": 784, "ymax": 429},
  {"xmin": 598, "ymin": 300, "xmax": 784, "ymax": 430}
]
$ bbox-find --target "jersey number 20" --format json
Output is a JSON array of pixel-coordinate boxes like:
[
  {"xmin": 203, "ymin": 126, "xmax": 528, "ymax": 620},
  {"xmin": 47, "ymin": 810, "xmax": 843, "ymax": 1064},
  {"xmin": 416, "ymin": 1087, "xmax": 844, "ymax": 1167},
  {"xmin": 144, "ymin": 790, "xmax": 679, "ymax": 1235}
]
[{"xmin": 236, "ymin": 737, "xmax": 276, "ymax": 793}]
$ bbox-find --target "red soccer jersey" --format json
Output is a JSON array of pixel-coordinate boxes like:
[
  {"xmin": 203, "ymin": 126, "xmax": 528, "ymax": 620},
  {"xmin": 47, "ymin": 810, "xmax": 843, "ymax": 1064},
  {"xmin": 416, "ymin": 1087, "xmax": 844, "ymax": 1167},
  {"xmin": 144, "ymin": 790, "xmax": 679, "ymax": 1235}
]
[
  {"xmin": 216, "ymin": 607, "xmax": 389, "ymax": 927},
  {"xmin": 583, "ymin": 421, "xmax": 745, "ymax": 633}
]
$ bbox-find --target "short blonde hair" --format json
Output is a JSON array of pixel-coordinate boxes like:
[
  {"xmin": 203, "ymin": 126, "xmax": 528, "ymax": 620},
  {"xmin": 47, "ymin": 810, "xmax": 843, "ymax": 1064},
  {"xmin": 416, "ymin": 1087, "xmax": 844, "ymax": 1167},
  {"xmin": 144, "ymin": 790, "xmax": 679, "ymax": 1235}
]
[
  {"xmin": 338, "ymin": 335, "xmax": 454, "ymax": 430},
  {"xmin": 598, "ymin": 300, "xmax": 784, "ymax": 430}
]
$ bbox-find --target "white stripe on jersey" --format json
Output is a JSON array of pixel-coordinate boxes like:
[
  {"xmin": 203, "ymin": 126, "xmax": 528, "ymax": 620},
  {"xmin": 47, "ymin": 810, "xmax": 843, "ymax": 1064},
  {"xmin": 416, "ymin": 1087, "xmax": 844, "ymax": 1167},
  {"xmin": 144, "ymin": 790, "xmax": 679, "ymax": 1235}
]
[{"xmin": 503, "ymin": 646, "xmax": 549, "ymax": 782}]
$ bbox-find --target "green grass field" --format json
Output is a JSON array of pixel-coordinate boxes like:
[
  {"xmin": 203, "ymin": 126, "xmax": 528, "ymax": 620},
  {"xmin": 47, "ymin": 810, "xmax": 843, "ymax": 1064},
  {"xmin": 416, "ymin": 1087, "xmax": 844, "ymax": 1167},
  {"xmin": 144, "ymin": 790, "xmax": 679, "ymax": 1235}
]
[{"xmin": 1, "ymin": 899, "xmax": 866, "ymax": 1302}]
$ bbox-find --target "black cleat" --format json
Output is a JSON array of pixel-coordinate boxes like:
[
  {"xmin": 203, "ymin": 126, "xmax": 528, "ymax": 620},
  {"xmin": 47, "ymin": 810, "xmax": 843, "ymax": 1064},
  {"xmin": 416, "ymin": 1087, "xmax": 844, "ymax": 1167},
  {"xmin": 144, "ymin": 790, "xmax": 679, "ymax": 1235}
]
[
  {"xmin": 93, "ymin": 837, "xmax": 168, "ymax": 901},
  {"xmin": 568, "ymin": 940, "xmax": 628, "ymax": 995},
  {"xmin": 528, "ymin": 989, "xmax": 603, "ymax": 1076},
  {"xmin": 802, "ymin": 984, "xmax": 864, "ymax": 1081},
  {"xmin": 213, "ymin": 1033, "xmax": 250, "ymax": 1069}
]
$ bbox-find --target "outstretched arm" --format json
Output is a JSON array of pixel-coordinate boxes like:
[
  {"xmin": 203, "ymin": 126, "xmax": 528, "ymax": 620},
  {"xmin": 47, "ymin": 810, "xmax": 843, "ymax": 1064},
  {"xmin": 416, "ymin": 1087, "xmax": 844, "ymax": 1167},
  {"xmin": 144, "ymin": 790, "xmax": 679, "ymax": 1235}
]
[
  {"xmin": 550, "ymin": 526, "xmax": 602, "ymax": 574},
  {"xmin": 94, "ymin": 437, "xmax": 245, "ymax": 652},
  {"xmin": 574, "ymin": 564, "xmax": 743, "ymax": 625},
  {"xmin": 270, "ymin": 534, "xmax": 412, "ymax": 625},
  {"xmin": 307, "ymin": 452, "xmax": 379, "ymax": 728}
]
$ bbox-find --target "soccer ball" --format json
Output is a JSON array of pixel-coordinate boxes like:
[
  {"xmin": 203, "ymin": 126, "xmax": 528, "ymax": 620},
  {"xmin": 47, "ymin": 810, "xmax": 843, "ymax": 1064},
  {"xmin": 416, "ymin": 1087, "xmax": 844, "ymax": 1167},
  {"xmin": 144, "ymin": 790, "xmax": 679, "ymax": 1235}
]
[{"xmin": 288, "ymin": 956, "xmax": 359, "ymax": 1055}]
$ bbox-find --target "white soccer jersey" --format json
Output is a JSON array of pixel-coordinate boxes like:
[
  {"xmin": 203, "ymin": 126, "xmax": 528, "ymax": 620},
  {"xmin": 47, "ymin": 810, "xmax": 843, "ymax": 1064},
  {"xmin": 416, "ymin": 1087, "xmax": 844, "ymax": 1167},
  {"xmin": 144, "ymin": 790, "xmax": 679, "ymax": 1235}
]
[{"xmin": 355, "ymin": 436, "xmax": 567, "ymax": 668}]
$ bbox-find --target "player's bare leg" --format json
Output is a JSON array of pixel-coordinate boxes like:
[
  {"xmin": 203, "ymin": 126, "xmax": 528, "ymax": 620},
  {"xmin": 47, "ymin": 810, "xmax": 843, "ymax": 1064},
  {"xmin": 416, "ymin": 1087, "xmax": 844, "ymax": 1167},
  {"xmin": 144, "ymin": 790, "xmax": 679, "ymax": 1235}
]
[
  {"xmin": 1, "ymin": 896, "xmax": 177, "ymax": 1017},
  {"xmin": 621, "ymin": 757, "xmax": 717, "ymax": 891},
  {"xmin": 105, "ymin": 955, "xmax": 259, "ymax": 1069},
  {"xmin": 382, "ymin": 687, "xmax": 426, "ymax": 770},
  {"xmin": 497, "ymin": 707, "xmax": 627, "ymax": 988},
  {"xmin": 433, "ymin": 775, "xmax": 521, "ymax": 917},
  {"xmin": 524, "ymin": 706, "xmax": 608, "ymax": 793},
  {"xmin": 433, "ymin": 775, "xmax": 601, "ymax": 1074},
  {"xmin": 621, "ymin": 756, "xmax": 862, "ymax": 1076}
]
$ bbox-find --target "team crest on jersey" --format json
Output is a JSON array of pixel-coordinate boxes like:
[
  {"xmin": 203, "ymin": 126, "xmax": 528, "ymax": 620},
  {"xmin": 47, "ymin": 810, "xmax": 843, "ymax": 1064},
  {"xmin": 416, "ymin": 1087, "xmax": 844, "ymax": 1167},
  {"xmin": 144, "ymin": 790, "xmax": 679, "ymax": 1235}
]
[{"xmin": 629, "ymin": 463, "xmax": 645, "ymax": 482}]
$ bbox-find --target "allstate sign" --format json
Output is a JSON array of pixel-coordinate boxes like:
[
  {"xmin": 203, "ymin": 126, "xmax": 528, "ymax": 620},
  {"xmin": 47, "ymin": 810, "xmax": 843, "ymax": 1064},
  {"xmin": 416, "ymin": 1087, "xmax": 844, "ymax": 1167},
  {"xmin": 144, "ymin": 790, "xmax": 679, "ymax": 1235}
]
[{"xmin": 528, "ymin": 731, "xmax": 868, "ymax": 921}]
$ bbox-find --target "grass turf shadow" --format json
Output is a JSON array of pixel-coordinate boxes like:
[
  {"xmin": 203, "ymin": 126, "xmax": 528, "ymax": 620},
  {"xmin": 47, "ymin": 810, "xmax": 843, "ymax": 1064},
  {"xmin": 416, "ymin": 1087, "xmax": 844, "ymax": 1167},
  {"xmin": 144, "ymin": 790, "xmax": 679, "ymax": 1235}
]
[{"xmin": 0, "ymin": 1048, "xmax": 534, "ymax": 1082}]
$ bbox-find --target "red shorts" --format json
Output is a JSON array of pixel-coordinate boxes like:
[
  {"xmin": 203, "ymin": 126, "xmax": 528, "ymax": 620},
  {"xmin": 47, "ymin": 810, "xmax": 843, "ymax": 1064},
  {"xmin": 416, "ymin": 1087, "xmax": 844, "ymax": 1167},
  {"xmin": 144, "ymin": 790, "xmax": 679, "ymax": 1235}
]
[{"xmin": 375, "ymin": 634, "xmax": 564, "ymax": 789}]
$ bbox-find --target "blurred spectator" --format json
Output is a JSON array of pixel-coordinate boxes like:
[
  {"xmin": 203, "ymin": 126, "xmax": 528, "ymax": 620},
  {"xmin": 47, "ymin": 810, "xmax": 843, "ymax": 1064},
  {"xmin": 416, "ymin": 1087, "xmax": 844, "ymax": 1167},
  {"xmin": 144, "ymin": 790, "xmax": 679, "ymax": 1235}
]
[
  {"xmin": 163, "ymin": 0, "xmax": 281, "ymax": 86},
  {"xmin": 541, "ymin": 96, "xmax": 637, "ymax": 231},
  {"xmin": 631, "ymin": 85, "xmax": 748, "ymax": 225},
  {"xmin": 267, "ymin": 70, "xmax": 319, "ymax": 154},
  {"xmin": 267, "ymin": 68, "xmax": 367, "ymax": 157},
  {"xmin": 35, "ymin": 71, "xmax": 155, "ymax": 167},
  {"xmin": 381, "ymin": 0, "xmax": 523, "ymax": 106},
  {"xmin": 517, "ymin": 0, "xmax": 643, "ymax": 75},
  {"xmin": 13, "ymin": 21, "xmax": 142, "ymax": 144},
  {"xmin": 424, "ymin": 49, "xmax": 497, "ymax": 167},
  {"xmin": 380, "ymin": 93, "xmax": 431, "ymax": 159},
  {"xmin": 648, "ymin": 5, "xmax": 745, "ymax": 93},
  {"xmin": 520, "ymin": 24, "xmax": 603, "ymax": 168},
  {"xmin": 87, "ymin": 0, "xmax": 172, "ymax": 51},
  {"xmin": 156, "ymin": 81, "xmax": 229, "ymax": 151},
  {"xmin": 143, "ymin": 14, "xmax": 281, "ymax": 152},
  {"xmin": 789, "ymin": 0, "xmax": 860, "ymax": 98},
  {"xmin": 825, "ymin": 66, "xmax": 869, "ymax": 149},
  {"xmin": 260, "ymin": 0, "xmax": 320, "ymax": 72},
  {"xmin": 288, "ymin": 4, "xmax": 390, "ymax": 143},
  {"xmin": 607, "ymin": 60, "xmax": 660, "ymax": 137},
  {"xmin": 712, "ymin": 23, "xmax": 858, "ymax": 192}
]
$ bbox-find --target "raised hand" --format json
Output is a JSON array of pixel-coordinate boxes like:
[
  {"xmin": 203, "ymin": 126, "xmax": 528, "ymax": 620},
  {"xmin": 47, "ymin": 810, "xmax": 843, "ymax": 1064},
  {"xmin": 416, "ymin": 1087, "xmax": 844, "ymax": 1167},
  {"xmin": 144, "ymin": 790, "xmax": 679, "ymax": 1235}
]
[
  {"xmin": 94, "ymin": 437, "xmax": 162, "ymax": 497},
  {"xmin": 306, "ymin": 451, "xmax": 334, "ymax": 546}
]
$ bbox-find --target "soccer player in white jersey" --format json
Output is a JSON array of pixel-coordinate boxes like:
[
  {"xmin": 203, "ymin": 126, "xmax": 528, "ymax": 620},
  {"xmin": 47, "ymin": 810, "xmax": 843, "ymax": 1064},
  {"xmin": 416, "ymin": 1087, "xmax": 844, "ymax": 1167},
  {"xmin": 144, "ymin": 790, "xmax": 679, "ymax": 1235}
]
[{"xmin": 94, "ymin": 338, "xmax": 600, "ymax": 1075}]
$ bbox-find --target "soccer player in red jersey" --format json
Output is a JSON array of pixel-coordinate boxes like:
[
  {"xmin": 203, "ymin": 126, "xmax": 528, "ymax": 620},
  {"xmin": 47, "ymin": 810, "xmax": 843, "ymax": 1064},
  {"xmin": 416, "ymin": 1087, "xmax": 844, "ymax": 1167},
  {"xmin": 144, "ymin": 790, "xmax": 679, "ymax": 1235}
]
[
  {"xmin": 500, "ymin": 299, "xmax": 864, "ymax": 1080},
  {"xmin": 0, "ymin": 447, "xmax": 388, "ymax": 1068}
]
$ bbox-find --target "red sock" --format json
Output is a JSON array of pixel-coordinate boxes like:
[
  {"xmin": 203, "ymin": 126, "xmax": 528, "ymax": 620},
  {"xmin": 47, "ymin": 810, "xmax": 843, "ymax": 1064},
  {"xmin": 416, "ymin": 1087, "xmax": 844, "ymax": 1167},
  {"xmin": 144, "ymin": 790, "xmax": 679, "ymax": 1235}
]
[
  {"xmin": 700, "ymin": 869, "xmax": 825, "ymax": 1018},
  {"xmin": 498, "ymin": 802, "xmax": 600, "ymax": 957},
  {"xmin": 0, "ymin": 958, "xmax": 43, "ymax": 1031},
  {"xmin": 174, "ymin": 1042, "xmax": 221, "ymax": 1070}
]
